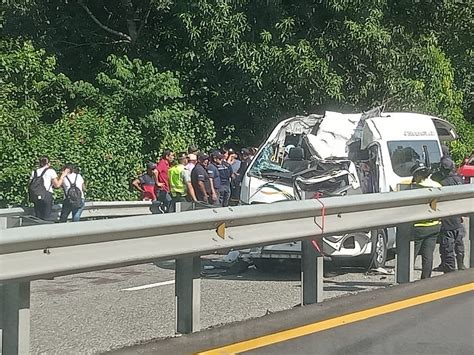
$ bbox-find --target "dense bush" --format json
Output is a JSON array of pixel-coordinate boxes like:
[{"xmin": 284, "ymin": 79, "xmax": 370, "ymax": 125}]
[{"xmin": 0, "ymin": 41, "xmax": 217, "ymax": 206}]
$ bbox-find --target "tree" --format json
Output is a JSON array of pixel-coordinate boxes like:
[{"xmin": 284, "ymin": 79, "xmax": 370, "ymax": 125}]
[{"xmin": 0, "ymin": 41, "xmax": 218, "ymax": 206}]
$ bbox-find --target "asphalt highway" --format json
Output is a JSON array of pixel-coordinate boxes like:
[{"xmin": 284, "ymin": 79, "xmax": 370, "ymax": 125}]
[
  {"xmin": 245, "ymin": 290, "xmax": 473, "ymax": 355},
  {"xmin": 28, "ymin": 258, "xmax": 397, "ymax": 354},
  {"xmin": 114, "ymin": 270, "xmax": 473, "ymax": 355}
]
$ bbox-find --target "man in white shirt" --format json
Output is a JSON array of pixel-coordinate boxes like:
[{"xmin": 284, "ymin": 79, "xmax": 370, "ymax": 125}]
[
  {"xmin": 29, "ymin": 156, "xmax": 69, "ymax": 221},
  {"xmin": 59, "ymin": 163, "xmax": 86, "ymax": 222}
]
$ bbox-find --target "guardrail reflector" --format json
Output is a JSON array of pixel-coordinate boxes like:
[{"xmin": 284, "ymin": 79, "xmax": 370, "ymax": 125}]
[{"xmin": 216, "ymin": 223, "xmax": 226, "ymax": 239}]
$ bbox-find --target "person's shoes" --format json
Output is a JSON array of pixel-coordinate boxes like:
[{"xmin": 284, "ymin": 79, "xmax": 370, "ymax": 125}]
[
  {"xmin": 433, "ymin": 264, "xmax": 455, "ymax": 273},
  {"xmin": 456, "ymin": 255, "xmax": 466, "ymax": 270}
]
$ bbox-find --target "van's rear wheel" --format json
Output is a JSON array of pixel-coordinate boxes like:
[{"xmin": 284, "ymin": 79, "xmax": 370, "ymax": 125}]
[{"xmin": 367, "ymin": 229, "xmax": 387, "ymax": 269}]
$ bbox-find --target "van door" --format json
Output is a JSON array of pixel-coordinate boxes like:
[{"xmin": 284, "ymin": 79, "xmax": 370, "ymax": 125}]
[
  {"xmin": 431, "ymin": 117, "xmax": 458, "ymax": 141},
  {"xmin": 367, "ymin": 144, "xmax": 384, "ymax": 193}
]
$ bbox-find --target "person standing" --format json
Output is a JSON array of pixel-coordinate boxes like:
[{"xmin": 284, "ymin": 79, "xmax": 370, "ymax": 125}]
[
  {"xmin": 433, "ymin": 158, "xmax": 465, "ymax": 272},
  {"xmin": 230, "ymin": 148, "xmax": 251, "ymax": 204},
  {"xmin": 207, "ymin": 151, "xmax": 222, "ymax": 206},
  {"xmin": 191, "ymin": 154, "xmax": 213, "ymax": 204},
  {"xmin": 156, "ymin": 149, "xmax": 174, "ymax": 212},
  {"xmin": 169, "ymin": 152, "xmax": 197, "ymax": 210},
  {"xmin": 29, "ymin": 156, "xmax": 69, "ymax": 221},
  {"xmin": 227, "ymin": 148, "xmax": 241, "ymax": 173},
  {"xmin": 59, "ymin": 164, "xmax": 86, "ymax": 222},
  {"xmin": 215, "ymin": 151, "xmax": 233, "ymax": 206},
  {"xmin": 410, "ymin": 163, "xmax": 442, "ymax": 279},
  {"xmin": 185, "ymin": 153, "xmax": 197, "ymax": 172},
  {"xmin": 132, "ymin": 162, "xmax": 163, "ymax": 201}
]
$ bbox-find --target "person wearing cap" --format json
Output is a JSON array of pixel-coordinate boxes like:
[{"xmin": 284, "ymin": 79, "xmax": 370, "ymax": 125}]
[
  {"xmin": 210, "ymin": 151, "xmax": 233, "ymax": 207},
  {"xmin": 410, "ymin": 163, "xmax": 442, "ymax": 279},
  {"xmin": 169, "ymin": 152, "xmax": 197, "ymax": 210},
  {"xmin": 191, "ymin": 154, "xmax": 213, "ymax": 204},
  {"xmin": 432, "ymin": 144, "xmax": 452, "ymax": 182},
  {"xmin": 156, "ymin": 149, "xmax": 174, "ymax": 212},
  {"xmin": 132, "ymin": 162, "xmax": 163, "ymax": 201},
  {"xmin": 432, "ymin": 157, "xmax": 465, "ymax": 272},
  {"xmin": 207, "ymin": 151, "xmax": 222, "ymax": 205}
]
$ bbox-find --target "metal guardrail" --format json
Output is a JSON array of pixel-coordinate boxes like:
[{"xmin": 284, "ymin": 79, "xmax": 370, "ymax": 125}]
[
  {"xmin": 1, "ymin": 184, "xmax": 473, "ymax": 354},
  {"xmin": 0, "ymin": 201, "xmax": 155, "ymax": 225},
  {"xmin": 0, "ymin": 201, "xmax": 214, "ymax": 227}
]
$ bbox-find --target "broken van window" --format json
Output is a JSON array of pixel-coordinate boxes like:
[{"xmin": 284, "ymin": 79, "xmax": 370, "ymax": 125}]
[{"xmin": 249, "ymin": 144, "xmax": 290, "ymax": 177}]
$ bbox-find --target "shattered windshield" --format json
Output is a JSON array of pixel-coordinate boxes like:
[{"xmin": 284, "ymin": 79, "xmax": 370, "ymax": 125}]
[
  {"xmin": 387, "ymin": 140, "xmax": 441, "ymax": 177},
  {"xmin": 249, "ymin": 144, "xmax": 290, "ymax": 177}
]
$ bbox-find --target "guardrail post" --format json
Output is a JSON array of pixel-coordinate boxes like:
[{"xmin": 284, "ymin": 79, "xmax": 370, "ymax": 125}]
[
  {"xmin": 0, "ymin": 216, "xmax": 7, "ymax": 230},
  {"xmin": 0, "ymin": 216, "xmax": 19, "ymax": 229},
  {"xmin": 469, "ymin": 214, "xmax": 473, "ymax": 268},
  {"xmin": 395, "ymin": 223, "xmax": 414, "ymax": 283},
  {"xmin": 1, "ymin": 282, "xmax": 31, "ymax": 355},
  {"xmin": 301, "ymin": 240, "xmax": 324, "ymax": 304},
  {"xmin": 175, "ymin": 256, "xmax": 201, "ymax": 334},
  {"xmin": 174, "ymin": 201, "xmax": 201, "ymax": 334}
]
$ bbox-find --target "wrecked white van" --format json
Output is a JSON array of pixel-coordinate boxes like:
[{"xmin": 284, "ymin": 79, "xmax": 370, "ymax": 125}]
[{"xmin": 240, "ymin": 107, "xmax": 457, "ymax": 268}]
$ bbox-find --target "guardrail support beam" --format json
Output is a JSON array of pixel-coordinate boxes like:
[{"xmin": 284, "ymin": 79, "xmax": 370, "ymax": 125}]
[
  {"xmin": 301, "ymin": 240, "xmax": 324, "ymax": 304},
  {"xmin": 0, "ymin": 217, "xmax": 19, "ymax": 229},
  {"xmin": 1, "ymin": 282, "xmax": 30, "ymax": 355},
  {"xmin": 469, "ymin": 214, "xmax": 473, "ymax": 269},
  {"xmin": 175, "ymin": 256, "xmax": 201, "ymax": 334},
  {"xmin": 395, "ymin": 223, "xmax": 414, "ymax": 283}
]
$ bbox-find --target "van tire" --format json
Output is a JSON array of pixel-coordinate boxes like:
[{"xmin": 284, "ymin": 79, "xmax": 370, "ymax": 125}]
[{"xmin": 363, "ymin": 229, "xmax": 387, "ymax": 269}]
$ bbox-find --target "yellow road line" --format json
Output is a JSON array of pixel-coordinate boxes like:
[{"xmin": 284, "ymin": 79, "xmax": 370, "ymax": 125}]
[{"xmin": 198, "ymin": 283, "xmax": 473, "ymax": 355}]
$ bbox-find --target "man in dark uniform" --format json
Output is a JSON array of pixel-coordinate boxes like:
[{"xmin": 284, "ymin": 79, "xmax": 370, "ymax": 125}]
[
  {"xmin": 432, "ymin": 158, "xmax": 465, "ymax": 272},
  {"xmin": 191, "ymin": 154, "xmax": 213, "ymax": 204}
]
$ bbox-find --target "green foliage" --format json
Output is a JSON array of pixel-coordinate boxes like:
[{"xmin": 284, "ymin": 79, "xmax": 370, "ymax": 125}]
[
  {"xmin": 1, "ymin": 0, "xmax": 472, "ymax": 206},
  {"xmin": 92, "ymin": 55, "xmax": 216, "ymax": 156},
  {"xmin": 48, "ymin": 109, "xmax": 144, "ymax": 201},
  {"xmin": 0, "ymin": 41, "xmax": 216, "ymax": 206}
]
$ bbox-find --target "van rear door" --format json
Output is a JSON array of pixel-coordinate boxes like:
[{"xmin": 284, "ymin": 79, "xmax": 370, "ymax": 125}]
[{"xmin": 431, "ymin": 117, "xmax": 458, "ymax": 141}]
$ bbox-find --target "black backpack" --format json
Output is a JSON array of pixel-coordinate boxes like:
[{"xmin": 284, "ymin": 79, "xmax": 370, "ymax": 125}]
[
  {"xmin": 65, "ymin": 175, "xmax": 83, "ymax": 209},
  {"xmin": 29, "ymin": 168, "xmax": 50, "ymax": 203}
]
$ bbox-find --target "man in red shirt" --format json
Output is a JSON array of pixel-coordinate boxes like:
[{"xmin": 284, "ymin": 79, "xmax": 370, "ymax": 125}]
[{"xmin": 156, "ymin": 149, "xmax": 174, "ymax": 212}]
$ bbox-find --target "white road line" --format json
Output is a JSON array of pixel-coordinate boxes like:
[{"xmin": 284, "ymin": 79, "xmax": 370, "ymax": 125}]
[{"xmin": 122, "ymin": 280, "xmax": 175, "ymax": 291}]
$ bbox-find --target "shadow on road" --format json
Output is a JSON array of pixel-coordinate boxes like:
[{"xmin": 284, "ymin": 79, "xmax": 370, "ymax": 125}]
[{"xmin": 154, "ymin": 258, "xmax": 394, "ymax": 285}]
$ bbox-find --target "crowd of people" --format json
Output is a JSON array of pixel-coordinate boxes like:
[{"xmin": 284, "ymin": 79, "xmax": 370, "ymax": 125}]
[
  {"xmin": 28, "ymin": 146, "xmax": 258, "ymax": 223},
  {"xmin": 131, "ymin": 146, "xmax": 258, "ymax": 213}
]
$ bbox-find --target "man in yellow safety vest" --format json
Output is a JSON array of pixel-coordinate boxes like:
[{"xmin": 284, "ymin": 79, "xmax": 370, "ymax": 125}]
[
  {"xmin": 169, "ymin": 152, "xmax": 197, "ymax": 212},
  {"xmin": 410, "ymin": 163, "xmax": 442, "ymax": 279}
]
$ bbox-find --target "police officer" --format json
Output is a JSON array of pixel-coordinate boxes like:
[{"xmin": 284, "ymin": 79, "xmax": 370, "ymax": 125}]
[
  {"xmin": 191, "ymin": 154, "xmax": 213, "ymax": 204},
  {"xmin": 432, "ymin": 158, "xmax": 465, "ymax": 271},
  {"xmin": 411, "ymin": 163, "xmax": 442, "ymax": 279},
  {"xmin": 210, "ymin": 151, "xmax": 233, "ymax": 207}
]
